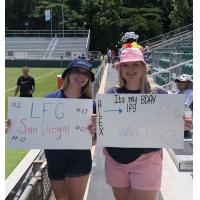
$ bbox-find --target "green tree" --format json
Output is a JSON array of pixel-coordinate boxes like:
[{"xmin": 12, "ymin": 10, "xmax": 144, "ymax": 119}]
[
  {"xmin": 29, "ymin": 0, "xmax": 84, "ymax": 30},
  {"xmin": 5, "ymin": 0, "xmax": 39, "ymax": 29},
  {"xmin": 82, "ymin": 0, "xmax": 122, "ymax": 51},
  {"xmin": 119, "ymin": 6, "xmax": 163, "ymax": 41},
  {"xmin": 169, "ymin": 0, "xmax": 192, "ymax": 29},
  {"xmin": 5, "ymin": 0, "xmax": 193, "ymax": 51}
]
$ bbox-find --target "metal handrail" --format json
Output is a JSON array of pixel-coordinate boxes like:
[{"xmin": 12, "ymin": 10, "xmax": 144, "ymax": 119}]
[
  {"xmin": 150, "ymin": 31, "xmax": 193, "ymax": 50},
  {"xmin": 86, "ymin": 29, "xmax": 90, "ymax": 58},
  {"xmin": 141, "ymin": 24, "xmax": 193, "ymax": 45},
  {"xmin": 18, "ymin": 162, "xmax": 47, "ymax": 200},
  {"xmin": 148, "ymin": 59, "xmax": 193, "ymax": 78},
  {"xmin": 5, "ymin": 150, "xmax": 44, "ymax": 199},
  {"xmin": 147, "ymin": 59, "xmax": 193, "ymax": 87},
  {"xmin": 13, "ymin": 168, "xmax": 33, "ymax": 200},
  {"xmin": 86, "ymin": 29, "xmax": 90, "ymax": 50},
  {"xmin": 93, "ymin": 58, "xmax": 107, "ymax": 98},
  {"xmin": 5, "ymin": 30, "xmax": 89, "ymax": 37},
  {"xmin": 6, "ymin": 30, "xmax": 89, "ymax": 33}
]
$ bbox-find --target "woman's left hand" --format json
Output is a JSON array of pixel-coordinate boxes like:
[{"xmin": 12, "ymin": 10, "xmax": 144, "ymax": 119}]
[{"xmin": 87, "ymin": 114, "xmax": 96, "ymax": 145}]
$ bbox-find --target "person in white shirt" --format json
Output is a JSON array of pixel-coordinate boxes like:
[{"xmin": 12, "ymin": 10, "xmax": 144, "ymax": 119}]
[
  {"xmin": 175, "ymin": 74, "xmax": 193, "ymax": 108},
  {"xmin": 175, "ymin": 74, "xmax": 193, "ymax": 138}
]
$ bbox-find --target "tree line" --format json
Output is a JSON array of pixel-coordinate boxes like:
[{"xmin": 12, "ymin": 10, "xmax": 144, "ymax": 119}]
[{"xmin": 5, "ymin": 0, "xmax": 192, "ymax": 52}]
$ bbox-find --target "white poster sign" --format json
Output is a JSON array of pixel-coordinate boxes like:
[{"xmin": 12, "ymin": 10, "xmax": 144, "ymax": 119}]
[
  {"xmin": 97, "ymin": 94, "xmax": 185, "ymax": 148},
  {"xmin": 45, "ymin": 9, "xmax": 51, "ymax": 21},
  {"xmin": 8, "ymin": 97, "xmax": 93, "ymax": 149}
]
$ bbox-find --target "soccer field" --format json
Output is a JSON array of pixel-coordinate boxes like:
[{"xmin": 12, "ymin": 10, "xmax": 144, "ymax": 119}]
[{"xmin": 5, "ymin": 67, "xmax": 65, "ymax": 178}]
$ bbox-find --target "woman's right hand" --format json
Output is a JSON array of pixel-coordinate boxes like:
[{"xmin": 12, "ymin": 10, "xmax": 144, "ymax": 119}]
[
  {"xmin": 87, "ymin": 114, "xmax": 96, "ymax": 146},
  {"xmin": 5, "ymin": 119, "xmax": 11, "ymax": 133}
]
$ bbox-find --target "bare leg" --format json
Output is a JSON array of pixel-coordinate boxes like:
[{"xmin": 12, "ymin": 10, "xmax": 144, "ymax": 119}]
[
  {"xmin": 50, "ymin": 180, "xmax": 69, "ymax": 200},
  {"xmin": 65, "ymin": 174, "xmax": 90, "ymax": 200},
  {"xmin": 112, "ymin": 187, "xmax": 130, "ymax": 200},
  {"xmin": 128, "ymin": 188, "xmax": 158, "ymax": 200}
]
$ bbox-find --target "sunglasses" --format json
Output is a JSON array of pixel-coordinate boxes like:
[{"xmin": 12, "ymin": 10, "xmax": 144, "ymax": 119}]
[{"xmin": 70, "ymin": 68, "xmax": 91, "ymax": 78}]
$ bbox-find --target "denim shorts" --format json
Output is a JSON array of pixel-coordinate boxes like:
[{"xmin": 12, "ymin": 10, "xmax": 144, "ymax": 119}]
[{"xmin": 45, "ymin": 149, "xmax": 92, "ymax": 180}]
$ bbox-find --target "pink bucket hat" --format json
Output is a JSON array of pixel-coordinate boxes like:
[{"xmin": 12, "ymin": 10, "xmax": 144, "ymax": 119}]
[{"xmin": 115, "ymin": 48, "xmax": 149, "ymax": 71}]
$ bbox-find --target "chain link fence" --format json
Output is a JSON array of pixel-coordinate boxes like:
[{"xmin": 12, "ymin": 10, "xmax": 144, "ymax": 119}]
[{"xmin": 40, "ymin": 165, "xmax": 55, "ymax": 200}]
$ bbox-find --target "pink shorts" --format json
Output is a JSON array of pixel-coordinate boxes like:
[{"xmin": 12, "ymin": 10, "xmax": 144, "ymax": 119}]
[{"xmin": 103, "ymin": 148, "xmax": 163, "ymax": 191}]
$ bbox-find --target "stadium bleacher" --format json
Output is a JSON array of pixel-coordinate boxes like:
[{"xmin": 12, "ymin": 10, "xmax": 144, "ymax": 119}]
[
  {"xmin": 145, "ymin": 28, "xmax": 193, "ymax": 86},
  {"xmin": 6, "ymin": 37, "xmax": 50, "ymax": 59},
  {"xmin": 5, "ymin": 30, "xmax": 89, "ymax": 60}
]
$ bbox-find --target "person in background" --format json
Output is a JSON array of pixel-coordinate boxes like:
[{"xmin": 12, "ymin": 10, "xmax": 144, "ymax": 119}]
[
  {"xmin": 103, "ymin": 47, "xmax": 192, "ymax": 200},
  {"xmin": 120, "ymin": 32, "xmax": 144, "ymax": 55},
  {"xmin": 106, "ymin": 48, "xmax": 112, "ymax": 63},
  {"xmin": 111, "ymin": 50, "xmax": 116, "ymax": 68},
  {"xmin": 144, "ymin": 43, "xmax": 151, "ymax": 63},
  {"xmin": 7, "ymin": 59, "xmax": 96, "ymax": 200},
  {"xmin": 175, "ymin": 74, "xmax": 193, "ymax": 109},
  {"xmin": 15, "ymin": 66, "xmax": 35, "ymax": 97},
  {"xmin": 80, "ymin": 53, "xmax": 86, "ymax": 59},
  {"xmin": 175, "ymin": 74, "xmax": 193, "ymax": 138}
]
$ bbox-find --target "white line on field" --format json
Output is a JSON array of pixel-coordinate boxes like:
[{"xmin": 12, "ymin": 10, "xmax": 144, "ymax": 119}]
[
  {"xmin": 5, "ymin": 69, "xmax": 61, "ymax": 93},
  {"xmin": 35, "ymin": 69, "xmax": 61, "ymax": 81}
]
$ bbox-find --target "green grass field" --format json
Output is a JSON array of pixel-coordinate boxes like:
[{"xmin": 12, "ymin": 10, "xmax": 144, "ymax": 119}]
[
  {"xmin": 5, "ymin": 67, "xmax": 97, "ymax": 178},
  {"xmin": 5, "ymin": 67, "xmax": 65, "ymax": 178}
]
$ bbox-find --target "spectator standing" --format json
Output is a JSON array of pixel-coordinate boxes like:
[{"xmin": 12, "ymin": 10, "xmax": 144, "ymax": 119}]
[
  {"xmin": 175, "ymin": 74, "xmax": 193, "ymax": 138},
  {"xmin": 175, "ymin": 74, "xmax": 193, "ymax": 109},
  {"xmin": 103, "ymin": 47, "xmax": 191, "ymax": 200},
  {"xmin": 7, "ymin": 59, "xmax": 96, "ymax": 200},
  {"xmin": 119, "ymin": 32, "xmax": 144, "ymax": 55},
  {"xmin": 111, "ymin": 50, "xmax": 116, "ymax": 67},
  {"xmin": 15, "ymin": 66, "xmax": 35, "ymax": 97},
  {"xmin": 44, "ymin": 58, "xmax": 96, "ymax": 199},
  {"xmin": 107, "ymin": 48, "xmax": 112, "ymax": 63},
  {"xmin": 144, "ymin": 43, "xmax": 151, "ymax": 62}
]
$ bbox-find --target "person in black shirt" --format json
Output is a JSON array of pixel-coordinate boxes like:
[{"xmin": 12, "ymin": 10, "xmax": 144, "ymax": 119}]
[{"xmin": 15, "ymin": 66, "xmax": 35, "ymax": 97}]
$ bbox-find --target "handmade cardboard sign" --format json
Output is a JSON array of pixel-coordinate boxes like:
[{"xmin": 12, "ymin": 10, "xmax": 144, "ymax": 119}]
[
  {"xmin": 96, "ymin": 94, "xmax": 185, "ymax": 148},
  {"xmin": 8, "ymin": 97, "xmax": 93, "ymax": 149}
]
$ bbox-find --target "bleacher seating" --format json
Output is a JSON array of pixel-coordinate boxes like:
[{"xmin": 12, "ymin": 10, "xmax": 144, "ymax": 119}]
[
  {"xmin": 182, "ymin": 63, "xmax": 193, "ymax": 75},
  {"xmin": 155, "ymin": 75, "xmax": 167, "ymax": 85},
  {"xmin": 5, "ymin": 36, "xmax": 88, "ymax": 60},
  {"xmin": 51, "ymin": 37, "xmax": 87, "ymax": 59},
  {"xmin": 181, "ymin": 52, "xmax": 193, "ymax": 60},
  {"xmin": 159, "ymin": 58, "xmax": 170, "ymax": 68},
  {"xmin": 147, "ymin": 28, "xmax": 193, "ymax": 86},
  {"xmin": 5, "ymin": 37, "xmax": 50, "ymax": 59}
]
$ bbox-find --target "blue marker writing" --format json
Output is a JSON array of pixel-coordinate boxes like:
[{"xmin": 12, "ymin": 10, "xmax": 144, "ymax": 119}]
[{"xmin": 104, "ymin": 108, "xmax": 122, "ymax": 114}]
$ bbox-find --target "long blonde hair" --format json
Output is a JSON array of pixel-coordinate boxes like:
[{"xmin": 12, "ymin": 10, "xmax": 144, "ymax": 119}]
[
  {"xmin": 118, "ymin": 62, "xmax": 150, "ymax": 93},
  {"xmin": 61, "ymin": 73, "xmax": 93, "ymax": 98}
]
